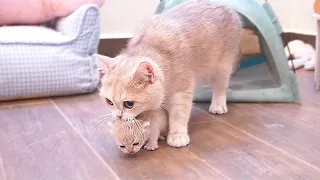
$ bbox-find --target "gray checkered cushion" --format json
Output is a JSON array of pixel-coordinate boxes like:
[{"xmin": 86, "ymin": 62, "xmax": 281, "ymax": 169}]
[{"xmin": 0, "ymin": 4, "xmax": 101, "ymax": 101}]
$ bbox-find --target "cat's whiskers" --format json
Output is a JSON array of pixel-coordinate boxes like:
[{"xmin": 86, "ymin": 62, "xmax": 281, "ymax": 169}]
[
  {"xmin": 91, "ymin": 119, "xmax": 109, "ymax": 132},
  {"xmin": 90, "ymin": 114, "xmax": 113, "ymax": 132},
  {"xmin": 90, "ymin": 114, "xmax": 112, "ymax": 123}
]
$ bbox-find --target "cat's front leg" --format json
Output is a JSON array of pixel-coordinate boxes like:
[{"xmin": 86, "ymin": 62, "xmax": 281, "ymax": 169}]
[
  {"xmin": 166, "ymin": 91, "xmax": 193, "ymax": 147},
  {"xmin": 144, "ymin": 122, "xmax": 161, "ymax": 151},
  {"xmin": 144, "ymin": 141, "xmax": 159, "ymax": 151}
]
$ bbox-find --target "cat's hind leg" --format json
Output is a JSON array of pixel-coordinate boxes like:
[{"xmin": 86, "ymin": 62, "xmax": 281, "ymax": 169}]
[{"xmin": 209, "ymin": 54, "xmax": 234, "ymax": 115}]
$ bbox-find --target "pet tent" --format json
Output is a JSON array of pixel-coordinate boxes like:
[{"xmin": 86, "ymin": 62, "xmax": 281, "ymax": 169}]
[{"xmin": 155, "ymin": 0, "xmax": 301, "ymax": 103}]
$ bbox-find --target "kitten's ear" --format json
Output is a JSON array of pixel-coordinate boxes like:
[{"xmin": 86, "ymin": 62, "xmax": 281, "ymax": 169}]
[
  {"xmin": 96, "ymin": 54, "xmax": 114, "ymax": 73},
  {"xmin": 142, "ymin": 121, "xmax": 150, "ymax": 128},
  {"xmin": 132, "ymin": 60, "xmax": 155, "ymax": 84}
]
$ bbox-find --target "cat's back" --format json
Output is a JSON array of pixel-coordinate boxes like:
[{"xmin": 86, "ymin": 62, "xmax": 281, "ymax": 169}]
[
  {"xmin": 152, "ymin": 0, "xmax": 241, "ymax": 37},
  {"xmin": 125, "ymin": 0, "xmax": 241, "ymax": 79},
  {"xmin": 137, "ymin": 108, "xmax": 168, "ymax": 123},
  {"xmin": 130, "ymin": 0, "xmax": 241, "ymax": 59},
  {"xmin": 163, "ymin": 0, "xmax": 239, "ymax": 24},
  {"xmin": 137, "ymin": 108, "xmax": 168, "ymax": 132}
]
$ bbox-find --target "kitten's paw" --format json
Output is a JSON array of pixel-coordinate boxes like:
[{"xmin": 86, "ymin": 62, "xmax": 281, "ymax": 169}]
[
  {"xmin": 167, "ymin": 133, "xmax": 190, "ymax": 147},
  {"xmin": 158, "ymin": 135, "xmax": 166, "ymax": 141},
  {"xmin": 209, "ymin": 103, "xmax": 228, "ymax": 115},
  {"xmin": 144, "ymin": 142, "xmax": 159, "ymax": 151}
]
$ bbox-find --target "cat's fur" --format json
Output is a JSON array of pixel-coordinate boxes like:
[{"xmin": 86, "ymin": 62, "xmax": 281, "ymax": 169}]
[
  {"xmin": 109, "ymin": 109, "xmax": 168, "ymax": 154},
  {"xmin": 98, "ymin": 0, "xmax": 241, "ymax": 147},
  {"xmin": 285, "ymin": 40, "xmax": 316, "ymax": 71}
]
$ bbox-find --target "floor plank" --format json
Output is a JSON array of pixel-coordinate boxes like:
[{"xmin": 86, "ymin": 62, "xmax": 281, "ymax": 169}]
[
  {"xmin": 0, "ymin": 103, "xmax": 118, "ymax": 180},
  {"xmin": 52, "ymin": 94, "xmax": 228, "ymax": 180},
  {"xmin": 193, "ymin": 70, "xmax": 320, "ymax": 171},
  {"xmin": 0, "ymin": 154, "xmax": 6, "ymax": 180},
  {"xmin": 296, "ymin": 70, "xmax": 320, "ymax": 104},
  {"xmin": 1, "ymin": 70, "xmax": 320, "ymax": 179},
  {"xmin": 0, "ymin": 98, "xmax": 50, "ymax": 108},
  {"xmin": 187, "ymin": 119, "xmax": 320, "ymax": 180},
  {"xmin": 253, "ymin": 103, "xmax": 320, "ymax": 167},
  {"xmin": 196, "ymin": 102, "xmax": 320, "ymax": 172}
]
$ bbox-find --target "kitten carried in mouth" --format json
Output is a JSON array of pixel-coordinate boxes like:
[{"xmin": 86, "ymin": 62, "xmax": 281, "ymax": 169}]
[
  {"xmin": 98, "ymin": 0, "xmax": 241, "ymax": 148},
  {"xmin": 108, "ymin": 109, "xmax": 168, "ymax": 154}
]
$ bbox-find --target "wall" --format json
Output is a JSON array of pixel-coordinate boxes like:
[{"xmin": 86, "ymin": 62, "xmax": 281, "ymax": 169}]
[
  {"xmin": 99, "ymin": 0, "xmax": 159, "ymax": 39},
  {"xmin": 99, "ymin": 0, "xmax": 317, "ymax": 39},
  {"xmin": 268, "ymin": 0, "xmax": 316, "ymax": 35}
]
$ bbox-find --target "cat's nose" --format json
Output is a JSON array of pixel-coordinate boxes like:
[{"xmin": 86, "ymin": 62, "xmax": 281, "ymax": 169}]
[{"xmin": 117, "ymin": 116, "xmax": 122, "ymax": 119}]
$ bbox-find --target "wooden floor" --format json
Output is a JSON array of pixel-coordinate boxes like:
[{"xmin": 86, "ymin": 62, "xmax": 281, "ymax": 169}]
[{"xmin": 1, "ymin": 70, "xmax": 320, "ymax": 180}]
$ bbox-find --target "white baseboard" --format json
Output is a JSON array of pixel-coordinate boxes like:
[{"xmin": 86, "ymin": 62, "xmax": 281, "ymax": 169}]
[{"xmin": 99, "ymin": 33, "xmax": 133, "ymax": 39}]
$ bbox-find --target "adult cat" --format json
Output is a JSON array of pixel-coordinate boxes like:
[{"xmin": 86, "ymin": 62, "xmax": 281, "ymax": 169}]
[{"xmin": 98, "ymin": 0, "xmax": 241, "ymax": 147}]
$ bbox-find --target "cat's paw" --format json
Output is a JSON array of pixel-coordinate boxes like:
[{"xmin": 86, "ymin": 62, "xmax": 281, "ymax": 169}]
[
  {"xmin": 209, "ymin": 102, "xmax": 228, "ymax": 115},
  {"xmin": 167, "ymin": 133, "xmax": 190, "ymax": 148},
  {"xmin": 144, "ymin": 142, "xmax": 159, "ymax": 151},
  {"xmin": 158, "ymin": 135, "xmax": 166, "ymax": 141}
]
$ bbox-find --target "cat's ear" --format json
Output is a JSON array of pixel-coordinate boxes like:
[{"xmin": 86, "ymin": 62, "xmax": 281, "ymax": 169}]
[
  {"xmin": 96, "ymin": 54, "xmax": 114, "ymax": 73},
  {"xmin": 132, "ymin": 60, "xmax": 155, "ymax": 84}
]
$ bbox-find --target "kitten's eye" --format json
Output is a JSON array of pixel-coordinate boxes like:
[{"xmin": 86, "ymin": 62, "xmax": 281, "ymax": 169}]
[
  {"xmin": 133, "ymin": 142, "xmax": 139, "ymax": 146},
  {"xmin": 119, "ymin": 145, "xmax": 125, "ymax": 148},
  {"xmin": 106, "ymin": 98, "xmax": 113, "ymax": 106},
  {"xmin": 124, "ymin": 101, "xmax": 134, "ymax": 109}
]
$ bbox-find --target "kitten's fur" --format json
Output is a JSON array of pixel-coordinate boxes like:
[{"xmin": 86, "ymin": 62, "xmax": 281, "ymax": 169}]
[
  {"xmin": 109, "ymin": 109, "xmax": 168, "ymax": 154},
  {"xmin": 285, "ymin": 40, "xmax": 316, "ymax": 71},
  {"xmin": 99, "ymin": 0, "xmax": 241, "ymax": 147}
]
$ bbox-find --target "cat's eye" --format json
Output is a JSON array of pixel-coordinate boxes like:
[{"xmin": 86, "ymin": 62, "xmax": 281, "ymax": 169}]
[
  {"xmin": 119, "ymin": 145, "xmax": 125, "ymax": 148},
  {"xmin": 133, "ymin": 143, "xmax": 139, "ymax": 146},
  {"xmin": 124, "ymin": 101, "xmax": 134, "ymax": 109},
  {"xmin": 106, "ymin": 98, "xmax": 113, "ymax": 106}
]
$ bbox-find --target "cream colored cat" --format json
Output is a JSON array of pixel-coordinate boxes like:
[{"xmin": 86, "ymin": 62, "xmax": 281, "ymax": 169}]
[
  {"xmin": 98, "ymin": 0, "xmax": 241, "ymax": 148},
  {"xmin": 109, "ymin": 109, "xmax": 168, "ymax": 154}
]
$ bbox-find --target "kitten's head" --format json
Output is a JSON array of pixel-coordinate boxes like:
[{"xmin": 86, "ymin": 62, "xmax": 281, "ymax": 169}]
[
  {"xmin": 97, "ymin": 54, "xmax": 164, "ymax": 120},
  {"xmin": 110, "ymin": 118, "xmax": 151, "ymax": 154}
]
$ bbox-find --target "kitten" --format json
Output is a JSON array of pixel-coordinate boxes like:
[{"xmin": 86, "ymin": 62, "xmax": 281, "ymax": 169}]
[
  {"xmin": 98, "ymin": 0, "xmax": 241, "ymax": 148},
  {"xmin": 109, "ymin": 109, "xmax": 168, "ymax": 154},
  {"xmin": 285, "ymin": 40, "xmax": 316, "ymax": 71}
]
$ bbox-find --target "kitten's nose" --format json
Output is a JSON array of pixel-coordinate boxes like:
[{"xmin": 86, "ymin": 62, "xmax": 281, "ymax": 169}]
[
  {"xmin": 129, "ymin": 151, "xmax": 135, "ymax": 154},
  {"xmin": 117, "ymin": 116, "xmax": 122, "ymax": 119}
]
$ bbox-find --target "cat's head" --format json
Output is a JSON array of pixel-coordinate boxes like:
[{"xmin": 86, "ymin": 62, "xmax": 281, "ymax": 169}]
[
  {"xmin": 109, "ymin": 118, "xmax": 151, "ymax": 154},
  {"xmin": 97, "ymin": 54, "xmax": 164, "ymax": 120}
]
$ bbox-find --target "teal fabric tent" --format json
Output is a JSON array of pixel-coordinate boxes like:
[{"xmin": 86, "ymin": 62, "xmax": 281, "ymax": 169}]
[{"xmin": 155, "ymin": 0, "xmax": 300, "ymax": 103}]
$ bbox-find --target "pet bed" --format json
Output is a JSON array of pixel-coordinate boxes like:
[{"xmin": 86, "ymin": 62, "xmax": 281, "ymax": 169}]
[{"xmin": 0, "ymin": 4, "xmax": 101, "ymax": 101}]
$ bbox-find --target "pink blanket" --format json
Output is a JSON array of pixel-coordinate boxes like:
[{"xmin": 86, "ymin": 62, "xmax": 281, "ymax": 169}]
[{"xmin": 0, "ymin": 0, "xmax": 105, "ymax": 25}]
